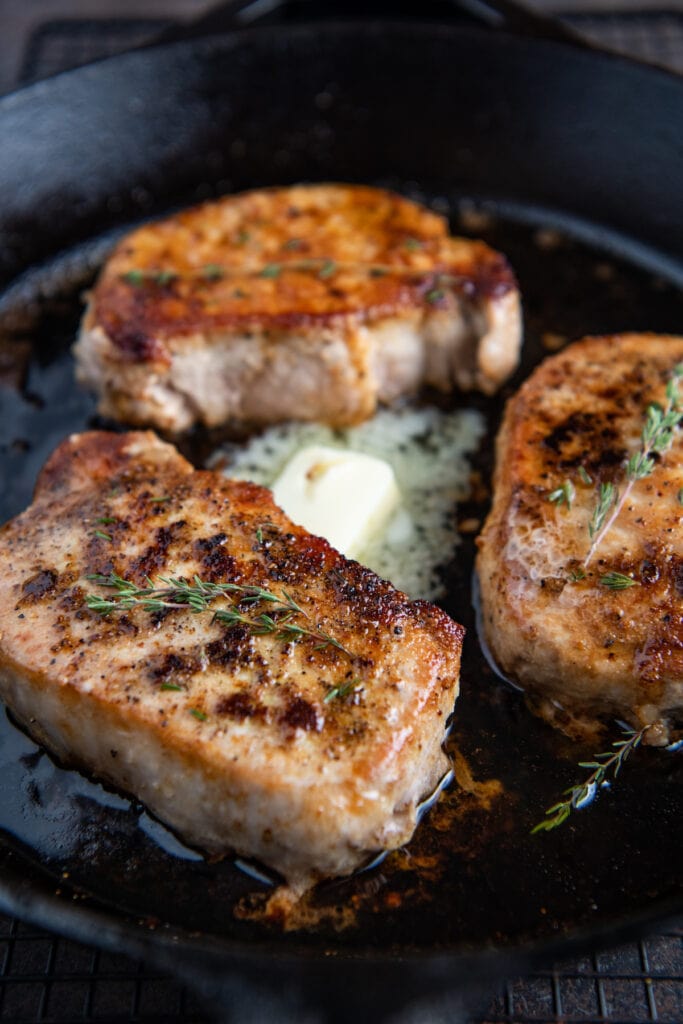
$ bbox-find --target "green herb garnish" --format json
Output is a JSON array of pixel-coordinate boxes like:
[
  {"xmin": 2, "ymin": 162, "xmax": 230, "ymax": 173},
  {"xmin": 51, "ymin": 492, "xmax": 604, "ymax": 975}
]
[
  {"xmin": 532, "ymin": 725, "xmax": 648, "ymax": 833},
  {"xmin": 202, "ymin": 264, "xmax": 224, "ymax": 280},
  {"xmin": 160, "ymin": 683, "xmax": 184, "ymax": 692},
  {"xmin": 93, "ymin": 530, "xmax": 112, "ymax": 542},
  {"xmin": 318, "ymin": 260, "xmax": 336, "ymax": 279},
  {"xmin": 260, "ymin": 263, "xmax": 281, "ymax": 278},
  {"xmin": 585, "ymin": 364, "xmax": 683, "ymax": 565},
  {"xmin": 568, "ymin": 568, "xmax": 586, "ymax": 582},
  {"xmin": 85, "ymin": 573, "xmax": 351, "ymax": 656},
  {"xmin": 425, "ymin": 288, "xmax": 445, "ymax": 305},
  {"xmin": 323, "ymin": 680, "xmax": 359, "ymax": 704},
  {"xmin": 588, "ymin": 481, "xmax": 617, "ymax": 541},
  {"xmin": 189, "ymin": 708, "xmax": 208, "ymax": 722},
  {"xmin": 548, "ymin": 480, "xmax": 575, "ymax": 510},
  {"xmin": 599, "ymin": 571, "xmax": 639, "ymax": 590},
  {"xmin": 121, "ymin": 269, "xmax": 177, "ymax": 286},
  {"xmin": 95, "ymin": 516, "xmax": 117, "ymax": 525}
]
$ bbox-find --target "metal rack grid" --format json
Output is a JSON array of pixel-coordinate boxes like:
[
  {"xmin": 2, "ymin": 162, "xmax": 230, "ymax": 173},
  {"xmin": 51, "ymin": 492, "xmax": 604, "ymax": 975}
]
[
  {"xmin": 0, "ymin": 915, "xmax": 681, "ymax": 1022},
  {"xmin": 0, "ymin": 8, "xmax": 682, "ymax": 1023},
  {"xmin": 0, "ymin": 917, "xmax": 210, "ymax": 1023}
]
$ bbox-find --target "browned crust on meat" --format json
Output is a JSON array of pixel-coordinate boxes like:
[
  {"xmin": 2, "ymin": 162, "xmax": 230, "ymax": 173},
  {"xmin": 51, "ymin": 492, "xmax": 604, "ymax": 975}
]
[
  {"xmin": 0, "ymin": 432, "xmax": 463, "ymax": 878},
  {"xmin": 477, "ymin": 333, "xmax": 683, "ymax": 739},
  {"xmin": 91, "ymin": 184, "xmax": 516, "ymax": 365}
]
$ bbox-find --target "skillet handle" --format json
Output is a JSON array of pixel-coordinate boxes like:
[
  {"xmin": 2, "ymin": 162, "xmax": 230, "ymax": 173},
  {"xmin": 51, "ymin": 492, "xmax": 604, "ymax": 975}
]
[{"xmin": 156, "ymin": 0, "xmax": 592, "ymax": 50}]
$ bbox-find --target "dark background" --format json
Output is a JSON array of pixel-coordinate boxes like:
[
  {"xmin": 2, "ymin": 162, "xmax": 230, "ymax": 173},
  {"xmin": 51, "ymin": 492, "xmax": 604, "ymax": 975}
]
[{"xmin": 0, "ymin": 4, "xmax": 681, "ymax": 1022}]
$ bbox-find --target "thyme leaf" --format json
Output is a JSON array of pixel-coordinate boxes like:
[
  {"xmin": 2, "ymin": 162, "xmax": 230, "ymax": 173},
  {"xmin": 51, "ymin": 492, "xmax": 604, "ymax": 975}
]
[
  {"xmin": 599, "ymin": 571, "xmax": 640, "ymax": 590},
  {"xmin": 121, "ymin": 269, "xmax": 177, "ymax": 286},
  {"xmin": 189, "ymin": 708, "xmax": 208, "ymax": 722},
  {"xmin": 588, "ymin": 481, "xmax": 617, "ymax": 540},
  {"xmin": 202, "ymin": 263, "xmax": 224, "ymax": 280},
  {"xmin": 93, "ymin": 530, "xmax": 112, "ymax": 542},
  {"xmin": 324, "ymin": 682, "xmax": 353, "ymax": 703},
  {"xmin": 532, "ymin": 725, "xmax": 648, "ymax": 833},
  {"xmin": 85, "ymin": 573, "xmax": 351, "ymax": 656},
  {"xmin": 318, "ymin": 259, "xmax": 336, "ymax": 279},
  {"xmin": 548, "ymin": 480, "xmax": 575, "ymax": 510},
  {"xmin": 260, "ymin": 263, "xmax": 281, "ymax": 278},
  {"xmin": 585, "ymin": 363, "xmax": 683, "ymax": 565}
]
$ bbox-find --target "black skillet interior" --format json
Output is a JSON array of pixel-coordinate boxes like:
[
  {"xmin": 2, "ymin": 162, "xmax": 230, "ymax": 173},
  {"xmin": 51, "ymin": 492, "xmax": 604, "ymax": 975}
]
[{"xmin": 0, "ymin": 19, "xmax": 682, "ymax": 1012}]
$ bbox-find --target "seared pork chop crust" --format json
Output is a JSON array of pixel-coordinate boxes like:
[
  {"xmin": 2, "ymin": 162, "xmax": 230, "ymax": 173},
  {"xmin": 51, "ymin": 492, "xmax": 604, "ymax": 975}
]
[
  {"xmin": 74, "ymin": 184, "xmax": 521, "ymax": 431},
  {"xmin": 0, "ymin": 431, "xmax": 463, "ymax": 887},
  {"xmin": 477, "ymin": 334, "xmax": 683, "ymax": 742}
]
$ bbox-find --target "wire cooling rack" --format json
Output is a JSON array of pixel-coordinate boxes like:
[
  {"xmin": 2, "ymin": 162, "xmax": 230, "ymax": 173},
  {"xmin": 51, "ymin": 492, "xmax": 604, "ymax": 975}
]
[
  {"xmin": 0, "ymin": 915, "xmax": 681, "ymax": 1022},
  {"xmin": 0, "ymin": 7, "xmax": 682, "ymax": 1023}
]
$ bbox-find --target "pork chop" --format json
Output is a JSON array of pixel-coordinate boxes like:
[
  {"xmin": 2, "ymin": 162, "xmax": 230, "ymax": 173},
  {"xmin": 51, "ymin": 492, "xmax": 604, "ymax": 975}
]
[
  {"xmin": 74, "ymin": 184, "xmax": 521, "ymax": 432},
  {"xmin": 0, "ymin": 431, "xmax": 463, "ymax": 889},
  {"xmin": 477, "ymin": 333, "xmax": 683, "ymax": 744}
]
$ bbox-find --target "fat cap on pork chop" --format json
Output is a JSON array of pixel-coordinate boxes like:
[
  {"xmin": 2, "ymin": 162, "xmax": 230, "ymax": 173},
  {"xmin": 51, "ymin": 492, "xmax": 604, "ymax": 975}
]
[
  {"xmin": 0, "ymin": 431, "xmax": 463, "ymax": 889},
  {"xmin": 74, "ymin": 184, "xmax": 521, "ymax": 432},
  {"xmin": 477, "ymin": 333, "xmax": 683, "ymax": 744}
]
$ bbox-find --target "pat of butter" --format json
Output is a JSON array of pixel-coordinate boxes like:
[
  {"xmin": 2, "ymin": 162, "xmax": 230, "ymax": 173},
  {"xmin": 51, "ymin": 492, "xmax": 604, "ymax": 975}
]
[{"xmin": 272, "ymin": 445, "xmax": 400, "ymax": 558}]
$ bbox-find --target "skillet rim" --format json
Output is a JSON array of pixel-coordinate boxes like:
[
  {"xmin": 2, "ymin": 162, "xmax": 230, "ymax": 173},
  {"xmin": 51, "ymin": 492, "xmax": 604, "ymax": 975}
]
[{"xmin": 0, "ymin": 16, "xmax": 681, "ymax": 985}]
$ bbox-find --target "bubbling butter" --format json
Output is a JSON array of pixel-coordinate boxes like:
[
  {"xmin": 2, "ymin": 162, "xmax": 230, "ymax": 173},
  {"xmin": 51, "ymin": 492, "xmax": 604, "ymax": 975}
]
[
  {"xmin": 214, "ymin": 406, "xmax": 484, "ymax": 600},
  {"xmin": 272, "ymin": 445, "xmax": 400, "ymax": 559}
]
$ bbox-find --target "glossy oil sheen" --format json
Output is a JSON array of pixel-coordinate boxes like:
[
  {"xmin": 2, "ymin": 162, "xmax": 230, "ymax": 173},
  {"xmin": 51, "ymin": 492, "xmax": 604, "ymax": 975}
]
[
  {"xmin": 0, "ymin": 201, "xmax": 681, "ymax": 959},
  {"xmin": 0, "ymin": 24, "xmax": 681, "ymax": 1008}
]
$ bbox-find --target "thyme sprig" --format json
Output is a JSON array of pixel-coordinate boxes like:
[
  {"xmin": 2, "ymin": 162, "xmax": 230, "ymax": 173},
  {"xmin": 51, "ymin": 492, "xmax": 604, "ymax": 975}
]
[
  {"xmin": 599, "ymin": 571, "xmax": 640, "ymax": 590},
  {"xmin": 549, "ymin": 479, "xmax": 575, "ymax": 510},
  {"xmin": 85, "ymin": 573, "xmax": 350, "ymax": 655},
  {"xmin": 584, "ymin": 364, "xmax": 683, "ymax": 565},
  {"xmin": 119, "ymin": 261, "xmax": 467, "ymax": 299},
  {"xmin": 532, "ymin": 724, "xmax": 648, "ymax": 833}
]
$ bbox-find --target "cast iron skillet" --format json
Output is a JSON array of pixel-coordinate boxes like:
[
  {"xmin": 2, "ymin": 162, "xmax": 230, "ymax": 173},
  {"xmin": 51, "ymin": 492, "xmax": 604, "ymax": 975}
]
[{"xmin": 0, "ymin": 13, "xmax": 682, "ymax": 1023}]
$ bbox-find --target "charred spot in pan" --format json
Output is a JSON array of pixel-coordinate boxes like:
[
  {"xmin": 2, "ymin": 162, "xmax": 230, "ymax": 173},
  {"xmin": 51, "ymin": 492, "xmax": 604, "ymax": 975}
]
[
  {"xmin": 279, "ymin": 696, "xmax": 322, "ymax": 733},
  {"xmin": 215, "ymin": 691, "xmax": 266, "ymax": 720},
  {"xmin": 19, "ymin": 569, "xmax": 58, "ymax": 604}
]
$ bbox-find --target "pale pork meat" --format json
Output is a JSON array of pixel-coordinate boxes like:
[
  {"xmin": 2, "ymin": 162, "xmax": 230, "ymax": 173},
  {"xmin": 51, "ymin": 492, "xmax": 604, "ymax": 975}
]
[
  {"xmin": 0, "ymin": 431, "xmax": 463, "ymax": 889},
  {"xmin": 477, "ymin": 334, "xmax": 683, "ymax": 744},
  {"xmin": 74, "ymin": 184, "xmax": 521, "ymax": 432}
]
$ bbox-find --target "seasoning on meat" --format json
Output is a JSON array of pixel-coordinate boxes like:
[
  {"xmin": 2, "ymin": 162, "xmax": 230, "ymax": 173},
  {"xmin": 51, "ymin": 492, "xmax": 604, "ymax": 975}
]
[
  {"xmin": 0, "ymin": 431, "xmax": 464, "ymax": 890},
  {"xmin": 74, "ymin": 184, "xmax": 521, "ymax": 432},
  {"xmin": 476, "ymin": 333, "xmax": 683, "ymax": 745}
]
